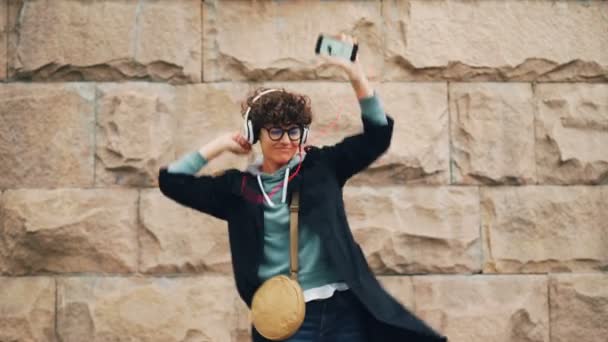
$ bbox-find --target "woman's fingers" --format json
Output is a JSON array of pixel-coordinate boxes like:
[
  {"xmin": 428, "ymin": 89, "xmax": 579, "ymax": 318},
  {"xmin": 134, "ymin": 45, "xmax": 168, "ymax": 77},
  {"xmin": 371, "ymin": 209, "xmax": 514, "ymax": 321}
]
[
  {"xmin": 338, "ymin": 32, "xmax": 355, "ymax": 44},
  {"xmin": 239, "ymin": 136, "xmax": 251, "ymax": 149},
  {"xmin": 233, "ymin": 131, "xmax": 251, "ymax": 150}
]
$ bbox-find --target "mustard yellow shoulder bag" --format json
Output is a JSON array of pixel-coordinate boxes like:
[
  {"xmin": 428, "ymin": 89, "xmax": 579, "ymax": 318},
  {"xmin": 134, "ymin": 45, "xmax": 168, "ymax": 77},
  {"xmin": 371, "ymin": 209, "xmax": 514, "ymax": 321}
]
[{"xmin": 251, "ymin": 191, "xmax": 305, "ymax": 340}]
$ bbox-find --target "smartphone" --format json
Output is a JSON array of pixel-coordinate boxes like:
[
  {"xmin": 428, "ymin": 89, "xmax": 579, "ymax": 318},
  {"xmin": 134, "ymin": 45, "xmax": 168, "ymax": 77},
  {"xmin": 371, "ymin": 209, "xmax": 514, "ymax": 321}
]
[{"xmin": 315, "ymin": 34, "xmax": 358, "ymax": 62}]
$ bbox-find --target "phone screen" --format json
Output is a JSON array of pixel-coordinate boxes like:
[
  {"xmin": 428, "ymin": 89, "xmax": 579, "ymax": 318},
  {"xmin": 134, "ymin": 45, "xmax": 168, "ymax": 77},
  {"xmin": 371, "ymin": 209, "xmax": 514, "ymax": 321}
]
[{"xmin": 315, "ymin": 35, "xmax": 357, "ymax": 61}]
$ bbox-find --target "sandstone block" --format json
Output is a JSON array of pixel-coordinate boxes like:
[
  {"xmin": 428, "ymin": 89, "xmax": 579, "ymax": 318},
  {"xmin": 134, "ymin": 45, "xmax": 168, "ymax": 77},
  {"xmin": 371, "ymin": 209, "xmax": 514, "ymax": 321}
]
[
  {"xmin": 7, "ymin": 0, "xmax": 201, "ymax": 83},
  {"xmin": 535, "ymin": 83, "xmax": 608, "ymax": 184},
  {"xmin": 96, "ymin": 83, "xmax": 257, "ymax": 187},
  {"xmin": 0, "ymin": 276, "xmax": 56, "ymax": 342},
  {"xmin": 139, "ymin": 189, "xmax": 231, "ymax": 274},
  {"xmin": 414, "ymin": 275, "xmax": 549, "ymax": 342},
  {"xmin": 203, "ymin": 0, "xmax": 383, "ymax": 81},
  {"xmin": 450, "ymin": 83, "xmax": 536, "ymax": 185},
  {"xmin": 481, "ymin": 186, "xmax": 608, "ymax": 273},
  {"xmin": 383, "ymin": 0, "xmax": 608, "ymax": 81},
  {"xmin": 0, "ymin": 188, "xmax": 138, "ymax": 275},
  {"xmin": 344, "ymin": 186, "xmax": 481, "ymax": 274},
  {"xmin": 549, "ymin": 273, "xmax": 608, "ymax": 342},
  {"xmin": 95, "ymin": 83, "xmax": 177, "ymax": 187},
  {"xmin": 358, "ymin": 82, "xmax": 449, "ymax": 185},
  {"xmin": 0, "ymin": 83, "xmax": 95, "ymax": 188},
  {"xmin": 378, "ymin": 275, "xmax": 415, "ymax": 309},
  {"xmin": 57, "ymin": 276, "xmax": 241, "ymax": 342}
]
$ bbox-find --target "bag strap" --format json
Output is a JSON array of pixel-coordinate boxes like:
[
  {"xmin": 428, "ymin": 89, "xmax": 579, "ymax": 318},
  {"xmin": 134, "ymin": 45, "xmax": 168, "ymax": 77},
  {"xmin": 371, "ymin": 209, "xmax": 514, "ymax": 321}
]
[{"xmin": 289, "ymin": 190, "xmax": 299, "ymax": 281}]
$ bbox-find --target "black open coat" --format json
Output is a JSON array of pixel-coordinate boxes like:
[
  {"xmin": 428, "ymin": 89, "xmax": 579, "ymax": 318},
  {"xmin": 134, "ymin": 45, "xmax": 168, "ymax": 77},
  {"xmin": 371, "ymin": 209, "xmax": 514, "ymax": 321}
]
[{"xmin": 158, "ymin": 115, "xmax": 448, "ymax": 341}]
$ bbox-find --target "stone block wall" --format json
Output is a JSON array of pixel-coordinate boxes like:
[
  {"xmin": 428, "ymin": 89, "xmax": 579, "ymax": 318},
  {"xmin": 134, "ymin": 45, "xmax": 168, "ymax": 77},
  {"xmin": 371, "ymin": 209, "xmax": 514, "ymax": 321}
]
[{"xmin": 0, "ymin": 1, "xmax": 606, "ymax": 341}]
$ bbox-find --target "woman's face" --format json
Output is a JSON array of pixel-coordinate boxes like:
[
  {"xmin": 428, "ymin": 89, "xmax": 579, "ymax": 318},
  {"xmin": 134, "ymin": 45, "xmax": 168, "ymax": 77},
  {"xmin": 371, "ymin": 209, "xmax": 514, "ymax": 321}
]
[{"xmin": 259, "ymin": 124, "xmax": 301, "ymax": 166}]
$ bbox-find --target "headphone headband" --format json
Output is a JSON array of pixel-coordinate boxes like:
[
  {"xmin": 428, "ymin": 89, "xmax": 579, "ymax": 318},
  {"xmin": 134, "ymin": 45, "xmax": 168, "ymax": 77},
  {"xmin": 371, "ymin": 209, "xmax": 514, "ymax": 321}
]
[{"xmin": 243, "ymin": 88, "xmax": 283, "ymax": 122}]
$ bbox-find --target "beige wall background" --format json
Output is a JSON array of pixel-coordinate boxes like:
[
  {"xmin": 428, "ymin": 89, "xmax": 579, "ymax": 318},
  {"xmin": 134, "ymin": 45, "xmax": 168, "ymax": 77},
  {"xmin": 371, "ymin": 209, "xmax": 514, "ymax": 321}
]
[{"xmin": 0, "ymin": 0, "xmax": 607, "ymax": 341}]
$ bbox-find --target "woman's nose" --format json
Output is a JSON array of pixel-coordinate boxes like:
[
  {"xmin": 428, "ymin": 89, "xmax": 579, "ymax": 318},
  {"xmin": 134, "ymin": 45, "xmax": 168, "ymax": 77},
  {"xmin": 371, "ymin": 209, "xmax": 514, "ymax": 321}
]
[{"xmin": 279, "ymin": 132, "xmax": 291, "ymax": 144}]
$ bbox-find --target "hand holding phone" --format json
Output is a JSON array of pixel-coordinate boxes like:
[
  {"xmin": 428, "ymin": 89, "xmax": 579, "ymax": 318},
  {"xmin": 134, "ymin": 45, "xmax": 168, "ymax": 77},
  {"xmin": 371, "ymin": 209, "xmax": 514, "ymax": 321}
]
[{"xmin": 315, "ymin": 34, "xmax": 358, "ymax": 62}]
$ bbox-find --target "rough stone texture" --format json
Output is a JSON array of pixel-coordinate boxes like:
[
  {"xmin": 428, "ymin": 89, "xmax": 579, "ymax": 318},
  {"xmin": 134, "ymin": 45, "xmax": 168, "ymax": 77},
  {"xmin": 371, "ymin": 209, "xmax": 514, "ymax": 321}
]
[
  {"xmin": 95, "ymin": 83, "xmax": 177, "ymax": 187},
  {"xmin": 7, "ymin": 0, "xmax": 201, "ymax": 83},
  {"xmin": 549, "ymin": 273, "xmax": 608, "ymax": 342},
  {"xmin": 203, "ymin": 0, "xmax": 383, "ymax": 82},
  {"xmin": 172, "ymin": 83, "xmax": 253, "ymax": 177},
  {"xmin": 56, "ymin": 276, "xmax": 242, "ymax": 342},
  {"xmin": 0, "ymin": 0, "xmax": 6, "ymax": 80},
  {"xmin": 0, "ymin": 188, "xmax": 138, "ymax": 275},
  {"xmin": 96, "ymin": 83, "xmax": 255, "ymax": 187},
  {"xmin": 535, "ymin": 83, "xmax": 608, "ymax": 184},
  {"xmin": 414, "ymin": 275, "xmax": 549, "ymax": 342},
  {"xmin": 383, "ymin": 0, "xmax": 608, "ymax": 82},
  {"xmin": 481, "ymin": 186, "xmax": 608, "ymax": 273},
  {"xmin": 0, "ymin": 83, "xmax": 95, "ymax": 189},
  {"xmin": 450, "ymin": 83, "xmax": 536, "ymax": 185},
  {"xmin": 0, "ymin": 277, "xmax": 56, "ymax": 342},
  {"xmin": 345, "ymin": 186, "xmax": 480, "ymax": 274},
  {"xmin": 378, "ymin": 275, "xmax": 415, "ymax": 309},
  {"xmin": 256, "ymin": 82, "xmax": 449, "ymax": 185},
  {"xmin": 356, "ymin": 82, "xmax": 449, "ymax": 185},
  {"xmin": 139, "ymin": 189, "xmax": 231, "ymax": 274},
  {"xmin": 234, "ymin": 299, "xmax": 255, "ymax": 342}
]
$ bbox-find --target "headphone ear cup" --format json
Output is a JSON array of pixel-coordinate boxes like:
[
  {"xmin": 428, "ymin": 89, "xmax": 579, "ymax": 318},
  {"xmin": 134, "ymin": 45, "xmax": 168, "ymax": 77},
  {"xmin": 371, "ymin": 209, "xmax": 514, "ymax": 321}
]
[
  {"xmin": 246, "ymin": 119, "xmax": 256, "ymax": 144},
  {"xmin": 242, "ymin": 119, "xmax": 250, "ymax": 144},
  {"xmin": 301, "ymin": 126, "xmax": 309, "ymax": 144},
  {"xmin": 252, "ymin": 121, "xmax": 260, "ymax": 144}
]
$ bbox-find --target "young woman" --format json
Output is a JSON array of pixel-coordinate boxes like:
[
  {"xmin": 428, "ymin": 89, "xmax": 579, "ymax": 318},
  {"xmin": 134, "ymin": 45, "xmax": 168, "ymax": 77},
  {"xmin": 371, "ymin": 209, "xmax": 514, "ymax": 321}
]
[{"xmin": 158, "ymin": 34, "xmax": 447, "ymax": 342}]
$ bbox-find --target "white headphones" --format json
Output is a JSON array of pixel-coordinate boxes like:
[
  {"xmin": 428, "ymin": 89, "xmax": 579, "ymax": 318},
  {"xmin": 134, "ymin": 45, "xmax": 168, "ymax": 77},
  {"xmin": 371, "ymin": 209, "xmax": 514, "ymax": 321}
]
[{"xmin": 242, "ymin": 88, "xmax": 310, "ymax": 145}]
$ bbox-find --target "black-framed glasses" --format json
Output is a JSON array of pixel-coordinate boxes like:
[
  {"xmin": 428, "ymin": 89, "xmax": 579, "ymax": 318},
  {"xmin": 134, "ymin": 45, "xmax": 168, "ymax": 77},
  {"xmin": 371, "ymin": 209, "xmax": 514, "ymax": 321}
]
[{"xmin": 263, "ymin": 126, "xmax": 303, "ymax": 141}]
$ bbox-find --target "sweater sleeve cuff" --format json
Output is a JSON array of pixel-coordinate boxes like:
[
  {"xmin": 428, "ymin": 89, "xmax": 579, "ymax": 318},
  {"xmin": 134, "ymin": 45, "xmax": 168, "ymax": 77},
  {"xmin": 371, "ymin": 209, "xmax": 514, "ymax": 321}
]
[
  {"xmin": 167, "ymin": 151, "xmax": 208, "ymax": 174},
  {"xmin": 358, "ymin": 90, "xmax": 388, "ymax": 125}
]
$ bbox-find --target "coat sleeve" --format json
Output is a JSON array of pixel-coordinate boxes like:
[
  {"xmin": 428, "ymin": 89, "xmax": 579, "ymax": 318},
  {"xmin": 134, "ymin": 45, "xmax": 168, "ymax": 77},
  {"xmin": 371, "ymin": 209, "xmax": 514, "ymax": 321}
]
[
  {"xmin": 157, "ymin": 166, "xmax": 234, "ymax": 221},
  {"xmin": 318, "ymin": 114, "xmax": 394, "ymax": 186}
]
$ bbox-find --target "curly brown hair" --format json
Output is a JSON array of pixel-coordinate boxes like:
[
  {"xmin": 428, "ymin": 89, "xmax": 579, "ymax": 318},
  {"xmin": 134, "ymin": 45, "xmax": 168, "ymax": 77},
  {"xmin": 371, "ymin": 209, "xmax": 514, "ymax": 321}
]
[{"xmin": 240, "ymin": 87, "xmax": 313, "ymax": 135}]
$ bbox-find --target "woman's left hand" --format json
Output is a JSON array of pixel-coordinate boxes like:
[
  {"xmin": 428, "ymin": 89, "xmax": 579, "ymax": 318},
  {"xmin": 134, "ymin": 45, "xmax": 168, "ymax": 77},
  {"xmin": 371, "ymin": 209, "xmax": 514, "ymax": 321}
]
[{"xmin": 317, "ymin": 33, "xmax": 366, "ymax": 81}]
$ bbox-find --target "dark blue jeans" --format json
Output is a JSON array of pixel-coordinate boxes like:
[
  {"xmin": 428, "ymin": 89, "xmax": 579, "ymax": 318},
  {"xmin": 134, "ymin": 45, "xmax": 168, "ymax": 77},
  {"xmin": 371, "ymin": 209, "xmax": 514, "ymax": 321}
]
[{"xmin": 252, "ymin": 289, "xmax": 370, "ymax": 342}]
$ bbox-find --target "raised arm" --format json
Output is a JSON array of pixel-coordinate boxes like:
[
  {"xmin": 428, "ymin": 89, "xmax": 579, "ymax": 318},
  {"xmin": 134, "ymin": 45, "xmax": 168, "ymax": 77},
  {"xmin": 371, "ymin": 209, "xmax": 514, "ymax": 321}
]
[
  {"xmin": 315, "ymin": 33, "xmax": 393, "ymax": 185},
  {"xmin": 158, "ymin": 132, "xmax": 251, "ymax": 220},
  {"xmin": 318, "ymin": 90, "xmax": 393, "ymax": 186}
]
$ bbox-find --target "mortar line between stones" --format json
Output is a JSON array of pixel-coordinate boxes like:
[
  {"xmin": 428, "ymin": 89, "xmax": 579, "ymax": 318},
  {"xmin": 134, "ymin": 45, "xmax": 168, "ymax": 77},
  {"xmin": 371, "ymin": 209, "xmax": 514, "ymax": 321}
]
[
  {"xmin": 93, "ymin": 85, "xmax": 99, "ymax": 187},
  {"xmin": 447, "ymin": 81, "xmax": 453, "ymax": 184},
  {"xmin": 200, "ymin": 0, "xmax": 204, "ymax": 83},
  {"xmin": 54, "ymin": 277, "xmax": 59, "ymax": 341},
  {"xmin": 411, "ymin": 274, "xmax": 417, "ymax": 314},
  {"xmin": 136, "ymin": 190, "xmax": 142, "ymax": 275},
  {"xmin": 5, "ymin": 3, "xmax": 8, "ymax": 82},
  {"xmin": 531, "ymin": 82, "xmax": 539, "ymax": 185},
  {"xmin": 206, "ymin": 80, "xmax": 420, "ymax": 84},
  {"xmin": 478, "ymin": 185, "xmax": 483, "ymax": 274},
  {"xmin": 13, "ymin": 1, "xmax": 26, "ymax": 80},
  {"xmin": 547, "ymin": 274, "xmax": 552, "ymax": 342},
  {"xmin": 133, "ymin": 0, "xmax": 144, "ymax": 60},
  {"xmin": 380, "ymin": 0, "xmax": 385, "ymax": 81},
  {"xmin": 8, "ymin": 271, "xmax": 576, "ymax": 279}
]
